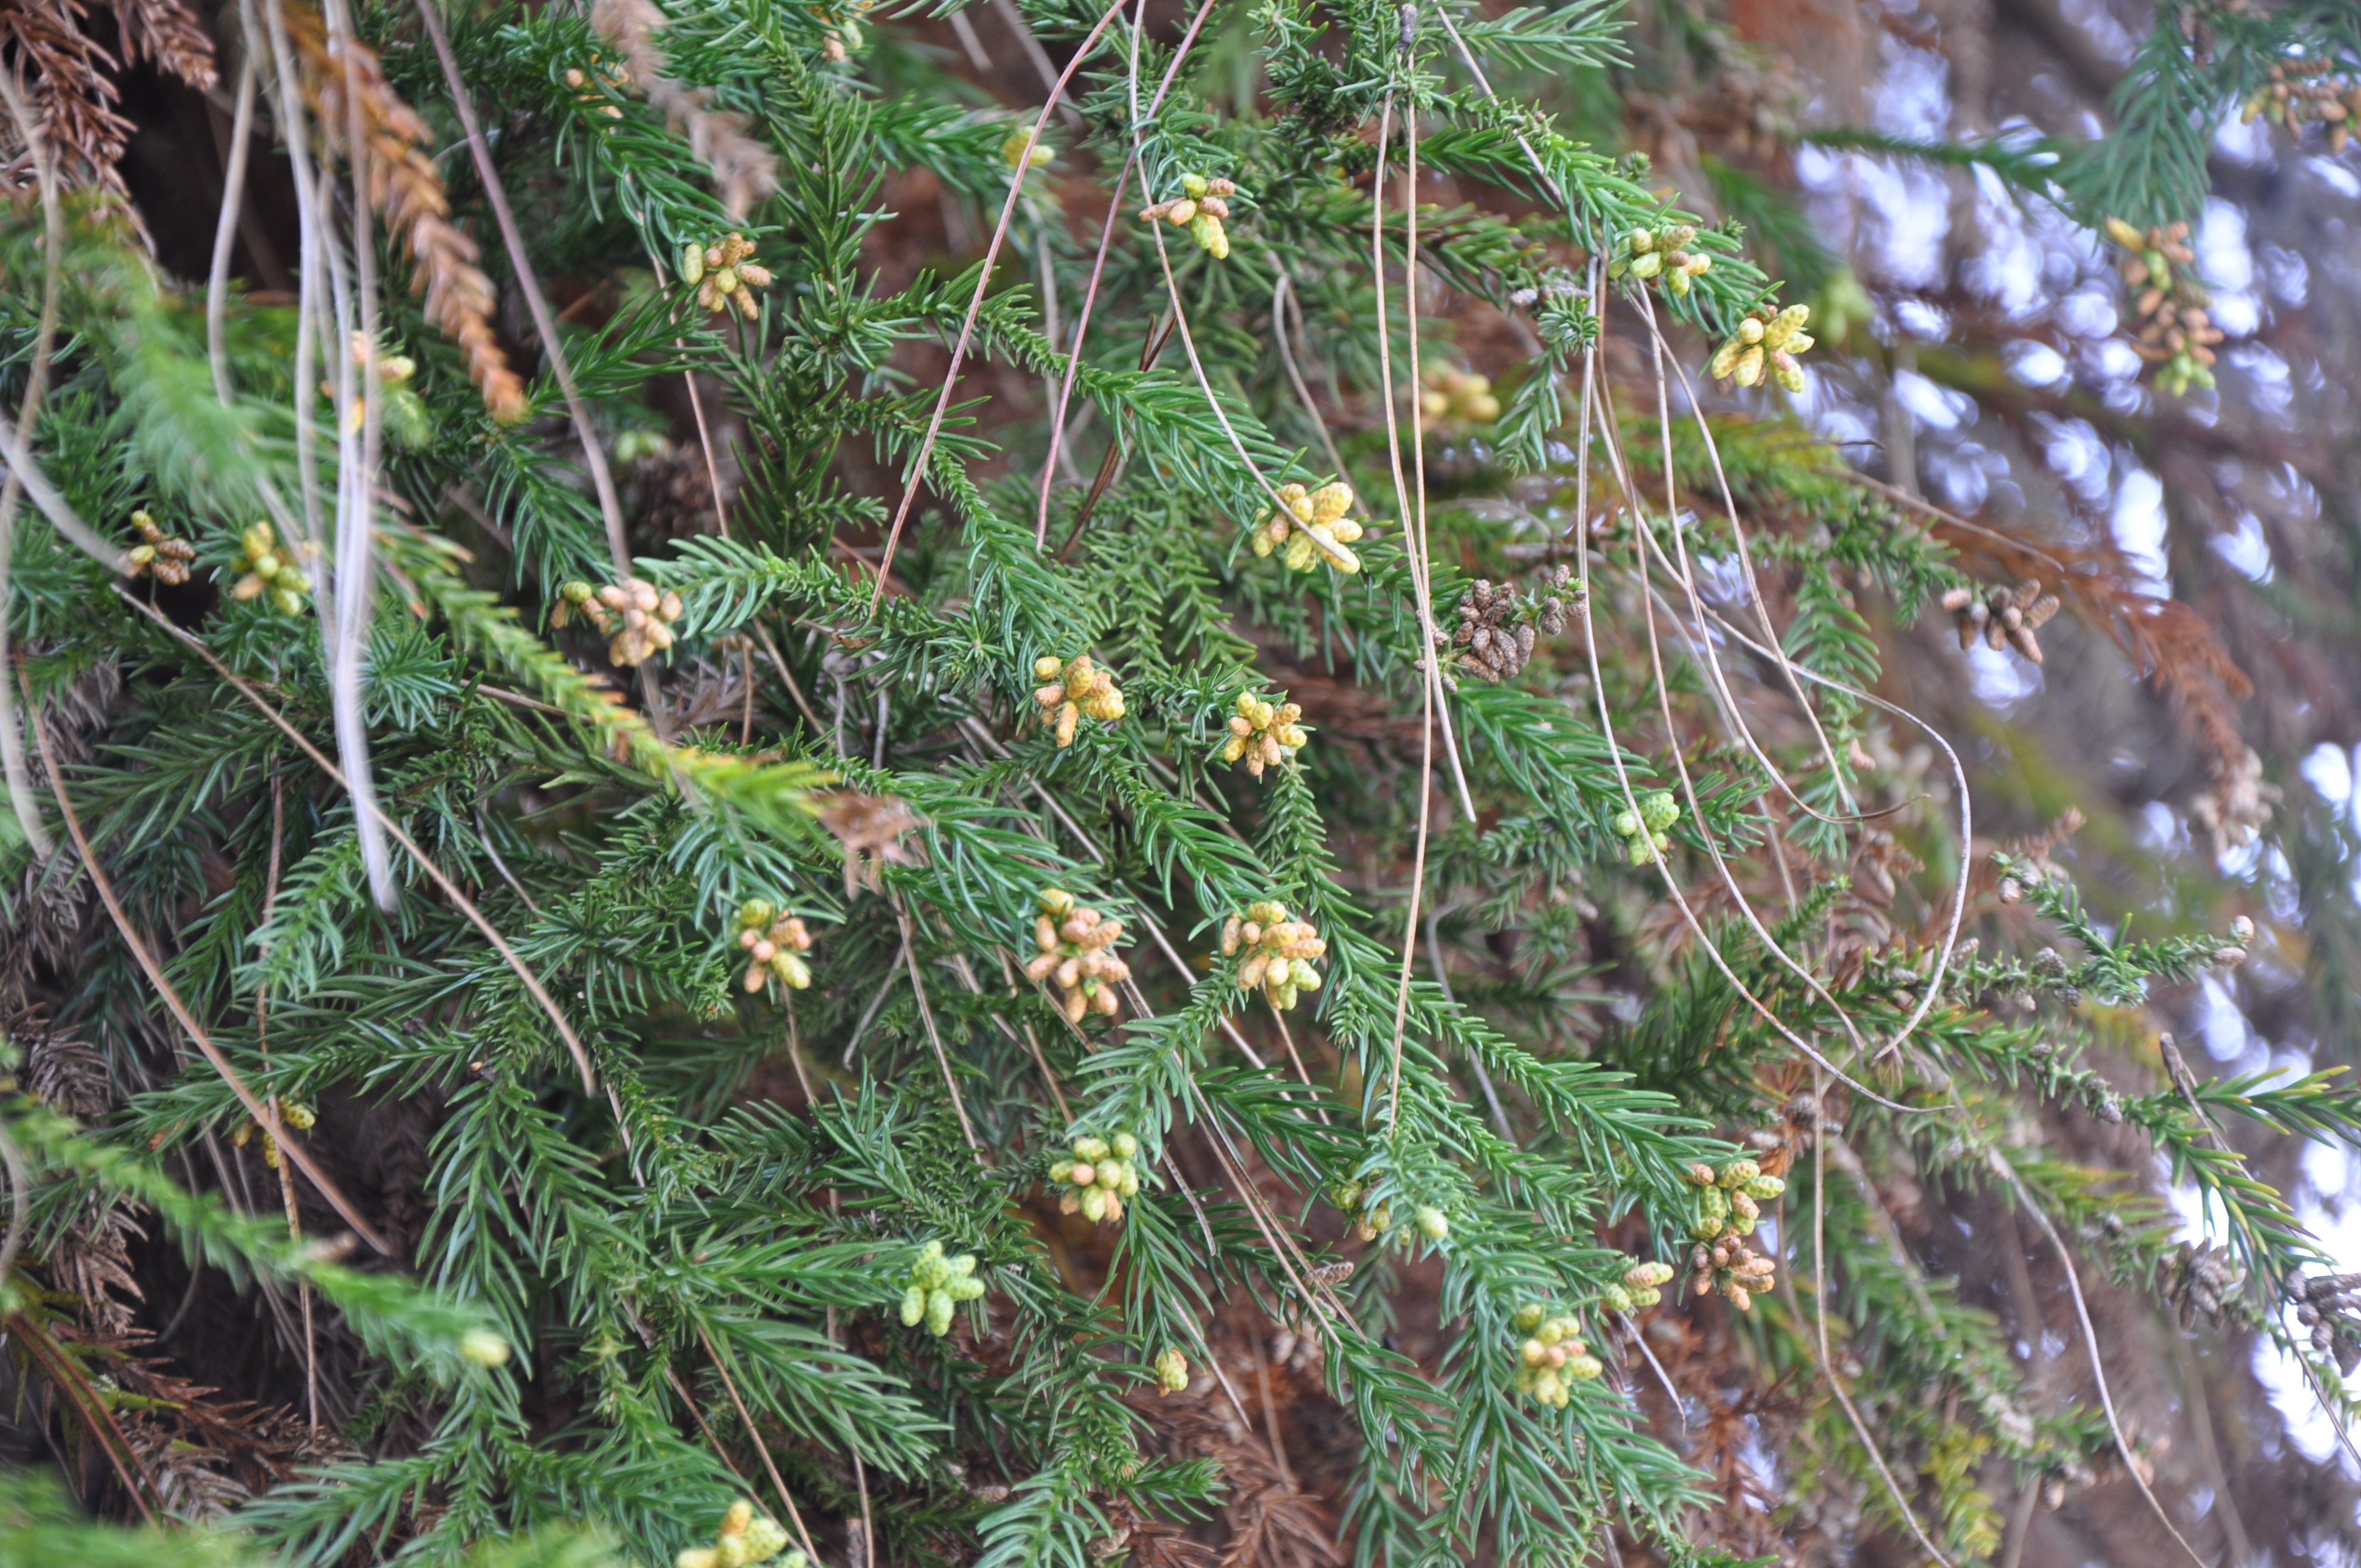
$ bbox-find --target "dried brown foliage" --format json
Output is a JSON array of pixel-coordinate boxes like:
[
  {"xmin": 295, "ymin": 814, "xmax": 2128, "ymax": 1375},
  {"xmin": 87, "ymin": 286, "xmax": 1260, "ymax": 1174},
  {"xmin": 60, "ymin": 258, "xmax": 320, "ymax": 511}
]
[
  {"xmin": 100, "ymin": 0, "xmax": 213, "ymax": 90},
  {"xmin": 589, "ymin": 0, "xmax": 778, "ymax": 221},
  {"xmin": 0, "ymin": 0, "xmax": 134, "ymax": 190},
  {"xmin": 1936, "ymin": 519, "xmax": 2255, "ymax": 793},
  {"xmin": 280, "ymin": 2, "xmax": 527, "ymax": 423}
]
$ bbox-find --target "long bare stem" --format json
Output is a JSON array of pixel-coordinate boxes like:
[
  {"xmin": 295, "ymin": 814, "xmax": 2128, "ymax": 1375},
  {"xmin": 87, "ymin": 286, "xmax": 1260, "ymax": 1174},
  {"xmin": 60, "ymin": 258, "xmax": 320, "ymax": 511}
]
[{"xmin": 28, "ymin": 696, "xmax": 394, "ymax": 1256}]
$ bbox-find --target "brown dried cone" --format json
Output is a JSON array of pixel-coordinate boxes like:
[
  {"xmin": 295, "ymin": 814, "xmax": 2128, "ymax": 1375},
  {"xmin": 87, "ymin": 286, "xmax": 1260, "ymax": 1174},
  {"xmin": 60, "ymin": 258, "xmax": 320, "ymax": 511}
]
[
  {"xmin": 1435, "ymin": 565, "xmax": 1577, "ymax": 687},
  {"xmin": 591, "ymin": 0, "xmax": 780, "ymax": 219},
  {"xmin": 123, "ymin": 510, "xmax": 194, "ymax": 585},
  {"xmin": 1940, "ymin": 579, "xmax": 2060, "ymax": 663},
  {"xmin": 2290, "ymin": 1270, "xmax": 2361, "ymax": 1374},
  {"xmin": 1022, "ymin": 887, "xmax": 1129, "ymax": 1023},
  {"xmin": 281, "ymin": 2, "xmax": 527, "ymax": 423},
  {"xmin": 2163, "ymin": 1240, "xmax": 2243, "ymax": 1331}
]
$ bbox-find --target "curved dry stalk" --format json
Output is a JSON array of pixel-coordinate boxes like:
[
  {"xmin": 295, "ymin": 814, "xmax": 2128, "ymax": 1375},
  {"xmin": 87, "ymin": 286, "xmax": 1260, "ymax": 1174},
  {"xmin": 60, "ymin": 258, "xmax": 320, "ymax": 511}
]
[
  {"xmin": 0, "ymin": 1104, "xmax": 27, "ymax": 1283},
  {"xmin": 1426, "ymin": 1, "xmax": 1970, "ymax": 1066},
  {"xmin": 1629, "ymin": 545, "xmax": 1975, "ymax": 1065},
  {"xmin": 1588, "ymin": 365, "xmax": 1878, "ymax": 1071},
  {"xmin": 115, "ymin": 590, "xmax": 605, "ymax": 1097},
  {"xmin": 28, "ymin": 696, "xmax": 395, "ymax": 1257},
  {"xmin": 1366, "ymin": 84, "xmax": 1475, "ymax": 1131},
  {"xmin": 1633, "ymin": 290, "xmax": 1859, "ymax": 820},
  {"xmin": 895, "ymin": 899, "xmax": 983, "ymax": 1158},
  {"xmin": 1270, "ymin": 269, "xmax": 1354, "ymax": 502},
  {"xmin": 1990, "ymin": 1150, "xmax": 2207, "ymax": 1568},
  {"xmin": 868, "ymin": 0, "xmax": 1131, "ymax": 611},
  {"xmin": 1613, "ymin": 1310, "xmax": 1685, "ymax": 1428},
  {"xmin": 207, "ymin": 50, "xmax": 258, "ymax": 404},
  {"xmin": 1364, "ymin": 89, "xmax": 1476, "ymax": 823},
  {"xmin": 0, "ymin": 72, "xmax": 64, "ymax": 862},
  {"xmin": 1033, "ymin": 0, "xmax": 1266, "ymax": 551},
  {"xmin": 1562, "ymin": 281, "xmax": 1932, "ymax": 1117},
  {"xmin": 1812, "ymin": 1109, "xmax": 1956, "ymax": 1565},
  {"xmin": 696, "ymin": 1320, "xmax": 828, "ymax": 1565},
  {"xmin": 408, "ymin": 0, "xmax": 627, "ymax": 574}
]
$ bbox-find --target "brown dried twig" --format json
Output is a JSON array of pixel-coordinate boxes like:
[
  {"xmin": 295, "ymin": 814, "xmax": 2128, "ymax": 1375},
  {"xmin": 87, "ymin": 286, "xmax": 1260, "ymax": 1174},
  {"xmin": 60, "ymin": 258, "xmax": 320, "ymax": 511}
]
[{"xmin": 278, "ymin": 2, "xmax": 526, "ymax": 423}]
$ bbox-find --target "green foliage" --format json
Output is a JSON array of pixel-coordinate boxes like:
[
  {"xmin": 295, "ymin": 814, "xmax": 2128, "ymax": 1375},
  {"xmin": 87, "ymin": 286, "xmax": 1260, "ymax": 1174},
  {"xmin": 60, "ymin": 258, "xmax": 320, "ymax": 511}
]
[{"xmin": 0, "ymin": 0, "xmax": 2355, "ymax": 1562}]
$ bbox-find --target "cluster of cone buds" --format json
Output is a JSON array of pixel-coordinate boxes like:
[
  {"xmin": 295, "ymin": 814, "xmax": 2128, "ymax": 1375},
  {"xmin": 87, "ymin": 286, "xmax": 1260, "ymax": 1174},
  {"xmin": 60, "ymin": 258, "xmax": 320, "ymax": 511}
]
[
  {"xmin": 1690, "ymin": 1234, "xmax": 1777, "ymax": 1311},
  {"xmin": 230, "ymin": 521, "xmax": 312, "ymax": 614},
  {"xmin": 683, "ymin": 233, "xmax": 773, "ymax": 320},
  {"xmin": 1509, "ymin": 1304, "xmax": 1603, "ymax": 1407},
  {"xmin": 2102, "ymin": 218, "xmax": 2223, "ymax": 394},
  {"xmin": 557, "ymin": 576, "xmax": 683, "ymax": 666},
  {"xmin": 675, "ymin": 1500, "xmax": 799, "ymax": 1568},
  {"xmin": 335, "ymin": 332, "xmax": 432, "ymax": 448},
  {"xmin": 733, "ymin": 899, "xmax": 813, "ymax": 993},
  {"xmin": 1049, "ymin": 1131, "xmax": 1140, "ymax": 1224},
  {"xmin": 1251, "ymin": 481, "xmax": 1362, "ymax": 574},
  {"xmin": 900, "ymin": 1240, "xmax": 986, "ymax": 1336},
  {"xmin": 1686, "ymin": 1159, "xmax": 1784, "ymax": 1309},
  {"xmin": 1221, "ymin": 693, "xmax": 1309, "ymax": 776},
  {"xmin": 2289, "ymin": 1270, "xmax": 2361, "ymax": 1375},
  {"xmin": 562, "ymin": 55, "xmax": 630, "ymax": 118},
  {"xmin": 818, "ymin": 1, "xmax": 869, "ymax": 60},
  {"xmin": 1328, "ymin": 1182, "xmax": 1446, "ymax": 1244},
  {"xmin": 1331, "ymin": 1179, "xmax": 1389, "ymax": 1240},
  {"xmin": 1419, "ymin": 366, "xmax": 1502, "ymax": 427},
  {"xmin": 1613, "ymin": 790, "xmax": 1679, "ymax": 866},
  {"xmin": 2242, "ymin": 58, "xmax": 2359, "ymax": 151},
  {"xmin": 999, "ymin": 124, "xmax": 1052, "ymax": 170},
  {"xmin": 1139, "ymin": 174, "xmax": 1237, "ymax": 259},
  {"xmin": 1710, "ymin": 304, "xmax": 1814, "ymax": 393},
  {"xmin": 1221, "ymin": 901, "xmax": 1326, "ymax": 1011},
  {"xmin": 1033, "ymin": 654, "xmax": 1125, "ymax": 747},
  {"xmin": 1152, "ymin": 1347, "xmax": 1190, "ymax": 1393},
  {"xmin": 1437, "ymin": 567, "xmax": 1574, "ymax": 686},
  {"xmin": 1595, "ymin": 1260, "xmax": 1676, "ymax": 1315},
  {"xmin": 230, "ymin": 1099, "xmax": 317, "ymax": 1171},
  {"xmin": 1608, "ymin": 225, "xmax": 1713, "ymax": 295},
  {"xmin": 124, "ymin": 511, "xmax": 194, "ymax": 585},
  {"xmin": 1024, "ymin": 888, "xmax": 1130, "ymax": 1022},
  {"xmin": 1940, "ymin": 579, "xmax": 2060, "ymax": 663}
]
